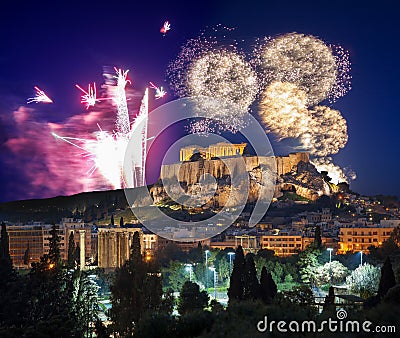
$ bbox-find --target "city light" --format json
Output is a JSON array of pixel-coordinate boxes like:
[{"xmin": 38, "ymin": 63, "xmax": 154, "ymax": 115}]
[
  {"xmin": 209, "ymin": 266, "xmax": 217, "ymax": 300},
  {"xmin": 228, "ymin": 252, "xmax": 235, "ymax": 275},
  {"xmin": 185, "ymin": 263, "xmax": 193, "ymax": 281}
]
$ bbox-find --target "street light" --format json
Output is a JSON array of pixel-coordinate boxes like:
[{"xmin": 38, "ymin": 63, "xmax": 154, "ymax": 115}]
[
  {"xmin": 209, "ymin": 266, "xmax": 217, "ymax": 300},
  {"xmin": 360, "ymin": 250, "xmax": 363, "ymax": 266},
  {"xmin": 205, "ymin": 250, "xmax": 210, "ymax": 292},
  {"xmin": 228, "ymin": 252, "xmax": 235, "ymax": 274},
  {"xmin": 185, "ymin": 263, "xmax": 193, "ymax": 281},
  {"xmin": 327, "ymin": 248, "xmax": 333, "ymax": 284}
]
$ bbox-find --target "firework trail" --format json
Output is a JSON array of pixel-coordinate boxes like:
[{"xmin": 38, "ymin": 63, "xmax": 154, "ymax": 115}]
[
  {"xmin": 149, "ymin": 82, "xmax": 167, "ymax": 99},
  {"xmin": 75, "ymin": 82, "xmax": 98, "ymax": 109},
  {"xmin": 113, "ymin": 67, "xmax": 131, "ymax": 135},
  {"xmin": 27, "ymin": 86, "xmax": 53, "ymax": 104}
]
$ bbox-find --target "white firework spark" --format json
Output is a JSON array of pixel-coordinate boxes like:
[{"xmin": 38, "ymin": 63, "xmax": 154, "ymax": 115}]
[
  {"xmin": 52, "ymin": 68, "xmax": 148, "ymax": 190},
  {"xmin": 307, "ymin": 106, "xmax": 348, "ymax": 157},
  {"xmin": 186, "ymin": 50, "xmax": 259, "ymax": 111},
  {"xmin": 27, "ymin": 86, "xmax": 53, "ymax": 104},
  {"xmin": 167, "ymin": 26, "xmax": 259, "ymax": 133},
  {"xmin": 113, "ymin": 67, "xmax": 131, "ymax": 135},
  {"xmin": 75, "ymin": 82, "xmax": 98, "ymax": 109},
  {"xmin": 328, "ymin": 44, "xmax": 352, "ymax": 102},
  {"xmin": 255, "ymin": 33, "xmax": 338, "ymax": 106},
  {"xmin": 258, "ymin": 81, "xmax": 312, "ymax": 140}
]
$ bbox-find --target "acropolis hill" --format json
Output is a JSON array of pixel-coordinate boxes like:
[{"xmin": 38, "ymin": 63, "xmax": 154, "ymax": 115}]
[{"xmin": 158, "ymin": 143, "xmax": 325, "ymax": 201}]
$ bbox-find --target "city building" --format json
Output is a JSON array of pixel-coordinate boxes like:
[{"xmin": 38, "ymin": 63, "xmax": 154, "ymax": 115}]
[
  {"xmin": 260, "ymin": 231, "xmax": 332, "ymax": 257},
  {"xmin": 338, "ymin": 224, "xmax": 394, "ymax": 254},
  {"xmin": 6, "ymin": 223, "xmax": 66, "ymax": 267}
]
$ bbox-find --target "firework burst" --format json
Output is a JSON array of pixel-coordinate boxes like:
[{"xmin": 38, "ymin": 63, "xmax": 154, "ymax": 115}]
[
  {"xmin": 254, "ymin": 33, "xmax": 351, "ymax": 106},
  {"xmin": 167, "ymin": 26, "xmax": 259, "ymax": 133},
  {"xmin": 258, "ymin": 81, "xmax": 311, "ymax": 139},
  {"xmin": 307, "ymin": 106, "xmax": 348, "ymax": 157}
]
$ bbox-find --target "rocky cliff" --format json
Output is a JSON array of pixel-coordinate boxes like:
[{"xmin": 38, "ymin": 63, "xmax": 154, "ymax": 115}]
[{"xmin": 150, "ymin": 154, "xmax": 326, "ymax": 207}]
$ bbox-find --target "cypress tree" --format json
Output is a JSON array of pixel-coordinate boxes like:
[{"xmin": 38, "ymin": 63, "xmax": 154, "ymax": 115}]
[
  {"xmin": 23, "ymin": 242, "xmax": 30, "ymax": 266},
  {"xmin": 48, "ymin": 224, "xmax": 62, "ymax": 266},
  {"xmin": 243, "ymin": 254, "xmax": 260, "ymax": 300},
  {"xmin": 0, "ymin": 222, "xmax": 13, "ymax": 277},
  {"xmin": 314, "ymin": 225, "xmax": 322, "ymax": 248},
  {"xmin": 67, "ymin": 231, "xmax": 76, "ymax": 269},
  {"xmin": 378, "ymin": 256, "xmax": 396, "ymax": 298},
  {"xmin": 228, "ymin": 246, "xmax": 245, "ymax": 302},
  {"xmin": 260, "ymin": 266, "xmax": 277, "ymax": 304},
  {"xmin": 119, "ymin": 216, "xmax": 124, "ymax": 227},
  {"xmin": 111, "ymin": 214, "xmax": 114, "ymax": 226}
]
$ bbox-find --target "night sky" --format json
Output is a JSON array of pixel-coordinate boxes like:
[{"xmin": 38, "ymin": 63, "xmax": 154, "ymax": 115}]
[{"xmin": 0, "ymin": 0, "xmax": 399, "ymax": 203}]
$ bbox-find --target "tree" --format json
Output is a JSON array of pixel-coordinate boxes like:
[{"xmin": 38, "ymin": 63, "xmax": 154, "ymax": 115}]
[
  {"xmin": 23, "ymin": 242, "xmax": 30, "ymax": 266},
  {"xmin": 346, "ymin": 263, "xmax": 380, "ymax": 298},
  {"xmin": 162, "ymin": 261, "xmax": 187, "ymax": 292},
  {"xmin": 260, "ymin": 266, "xmax": 277, "ymax": 304},
  {"xmin": 110, "ymin": 214, "xmax": 114, "ymax": 226},
  {"xmin": 314, "ymin": 225, "xmax": 322, "ymax": 249},
  {"xmin": 119, "ymin": 216, "xmax": 124, "ymax": 227},
  {"xmin": 243, "ymin": 254, "xmax": 260, "ymax": 300},
  {"xmin": 110, "ymin": 231, "xmax": 162, "ymax": 335},
  {"xmin": 228, "ymin": 246, "xmax": 245, "ymax": 302},
  {"xmin": 378, "ymin": 257, "xmax": 396, "ymax": 299},
  {"xmin": 67, "ymin": 231, "xmax": 76, "ymax": 269},
  {"xmin": 298, "ymin": 246, "xmax": 321, "ymax": 285},
  {"xmin": 315, "ymin": 261, "xmax": 349, "ymax": 286},
  {"xmin": 48, "ymin": 225, "xmax": 62, "ymax": 266},
  {"xmin": 178, "ymin": 281, "xmax": 209, "ymax": 315},
  {"xmin": 0, "ymin": 222, "xmax": 13, "ymax": 278}
]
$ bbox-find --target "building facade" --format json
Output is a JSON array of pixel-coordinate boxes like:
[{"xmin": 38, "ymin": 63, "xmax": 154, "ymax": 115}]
[{"xmin": 338, "ymin": 226, "xmax": 394, "ymax": 254}]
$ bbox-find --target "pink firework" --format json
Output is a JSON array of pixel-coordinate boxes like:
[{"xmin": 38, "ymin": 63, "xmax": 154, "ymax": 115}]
[{"xmin": 160, "ymin": 21, "xmax": 171, "ymax": 35}]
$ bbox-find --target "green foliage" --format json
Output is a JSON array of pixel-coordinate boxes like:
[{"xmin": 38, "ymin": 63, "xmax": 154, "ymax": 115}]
[
  {"xmin": 162, "ymin": 260, "xmax": 187, "ymax": 292},
  {"xmin": 297, "ymin": 246, "xmax": 322, "ymax": 285},
  {"xmin": 346, "ymin": 263, "xmax": 381, "ymax": 298},
  {"xmin": 178, "ymin": 281, "xmax": 209, "ymax": 315}
]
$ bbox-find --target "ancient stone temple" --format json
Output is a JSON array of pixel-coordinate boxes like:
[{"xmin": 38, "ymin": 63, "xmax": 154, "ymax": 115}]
[
  {"xmin": 179, "ymin": 142, "xmax": 247, "ymax": 161},
  {"xmin": 97, "ymin": 227, "xmax": 144, "ymax": 268}
]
